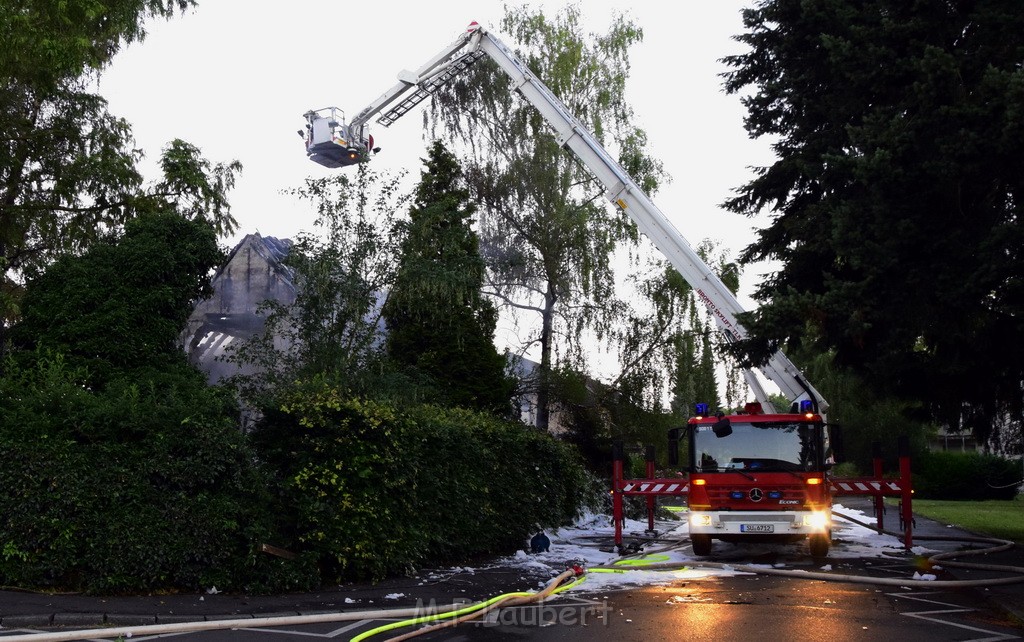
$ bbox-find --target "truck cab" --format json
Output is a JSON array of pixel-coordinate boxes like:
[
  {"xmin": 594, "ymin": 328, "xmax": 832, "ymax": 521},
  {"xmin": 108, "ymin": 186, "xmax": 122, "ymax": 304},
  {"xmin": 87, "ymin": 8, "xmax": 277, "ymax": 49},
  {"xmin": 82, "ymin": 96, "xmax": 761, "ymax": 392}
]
[{"xmin": 685, "ymin": 404, "xmax": 832, "ymax": 558}]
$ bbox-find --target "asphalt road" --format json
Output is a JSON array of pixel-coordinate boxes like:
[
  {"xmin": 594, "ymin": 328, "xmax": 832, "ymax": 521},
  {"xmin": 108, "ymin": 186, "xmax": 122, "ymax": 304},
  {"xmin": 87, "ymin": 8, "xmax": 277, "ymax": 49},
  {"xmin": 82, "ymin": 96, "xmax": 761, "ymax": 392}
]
[
  {"xmin": 4, "ymin": 501, "xmax": 1022, "ymax": 642},
  {"xmin": 5, "ymin": 553, "xmax": 1021, "ymax": 642}
]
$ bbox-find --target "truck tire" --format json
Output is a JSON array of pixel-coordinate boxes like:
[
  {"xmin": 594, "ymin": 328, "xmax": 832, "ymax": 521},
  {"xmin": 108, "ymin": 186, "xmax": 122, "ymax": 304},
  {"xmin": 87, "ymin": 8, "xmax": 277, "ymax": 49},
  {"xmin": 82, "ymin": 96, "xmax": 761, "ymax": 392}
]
[
  {"xmin": 691, "ymin": 534, "xmax": 712, "ymax": 556},
  {"xmin": 808, "ymin": 532, "xmax": 830, "ymax": 559}
]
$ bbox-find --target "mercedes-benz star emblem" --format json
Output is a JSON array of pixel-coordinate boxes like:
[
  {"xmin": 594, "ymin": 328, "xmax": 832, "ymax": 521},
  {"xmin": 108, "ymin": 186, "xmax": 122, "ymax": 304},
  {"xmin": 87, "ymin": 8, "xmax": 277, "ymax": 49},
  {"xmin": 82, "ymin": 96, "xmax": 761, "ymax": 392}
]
[{"xmin": 749, "ymin": 488, "xmax": 764, "ymax": 502}]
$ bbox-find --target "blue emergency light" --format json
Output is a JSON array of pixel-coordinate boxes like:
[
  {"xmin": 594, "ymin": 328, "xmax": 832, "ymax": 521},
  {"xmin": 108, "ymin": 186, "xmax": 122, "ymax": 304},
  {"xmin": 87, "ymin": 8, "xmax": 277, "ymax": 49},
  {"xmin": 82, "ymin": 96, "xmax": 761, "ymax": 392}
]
[
  {"xmin": 799, "ymin": 399, "xmax": 815, "ymax": 414},
  {"xmin": 695, "ymin": 403, "xmax": 710, "ymax": 416}
]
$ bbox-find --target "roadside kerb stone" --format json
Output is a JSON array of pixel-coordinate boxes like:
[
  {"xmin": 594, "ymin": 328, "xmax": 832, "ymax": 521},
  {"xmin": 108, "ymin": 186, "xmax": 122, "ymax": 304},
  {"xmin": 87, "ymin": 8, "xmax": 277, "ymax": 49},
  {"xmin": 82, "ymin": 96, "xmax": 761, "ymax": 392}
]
[
  {"xmin": 157, "ymin": 613, "xmax": 204, "ymax": 624},
  {"xmin": 105, "ymin": 613, "xmax": 157, "ymax": 626},
  {"xmin": 51, "ymin": 612, "xmax": 105, "ymax": 626},
  {"xmin": 1, "ymin": 614, "xmax": 53, "ymax": 628},
  {"xmin": 203, "ymin": 613, "xmax": 255, "ymax": 621}
]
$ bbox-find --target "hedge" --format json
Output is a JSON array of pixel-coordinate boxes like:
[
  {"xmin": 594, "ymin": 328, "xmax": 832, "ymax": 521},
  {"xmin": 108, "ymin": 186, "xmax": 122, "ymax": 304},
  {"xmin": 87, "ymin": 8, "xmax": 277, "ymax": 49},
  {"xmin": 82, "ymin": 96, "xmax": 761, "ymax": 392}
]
[
  {"xmin": 0, "ymin": 357, "xmax": 592, "ymax": 592},
  {"xmin": 913, "ymin": 450, "xmax": 1022, "ymax": 500},
  {"xmin": 254, "ymin": 384, "xmax": 590, "ymax": 583},
  {"xmin": 0, "ymin": 356, "xmax": 311, "ymax": 594}
]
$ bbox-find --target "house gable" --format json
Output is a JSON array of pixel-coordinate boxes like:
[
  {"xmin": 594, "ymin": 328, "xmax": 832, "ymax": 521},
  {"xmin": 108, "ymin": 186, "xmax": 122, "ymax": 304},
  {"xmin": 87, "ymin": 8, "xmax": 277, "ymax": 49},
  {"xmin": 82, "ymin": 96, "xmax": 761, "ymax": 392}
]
[{"xmin": 181, "ymin": 233, "xmax": 296, "ymax": 383}]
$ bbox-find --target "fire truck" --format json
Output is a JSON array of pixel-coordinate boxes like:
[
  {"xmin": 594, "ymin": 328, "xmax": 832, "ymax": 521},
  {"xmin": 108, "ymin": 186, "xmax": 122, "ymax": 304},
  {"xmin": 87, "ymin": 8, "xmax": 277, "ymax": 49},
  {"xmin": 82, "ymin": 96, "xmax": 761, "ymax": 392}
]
[
  {"xmin": 300, "ymin": 21, "xmax": 844, "ymax": 556},
  {"xmin": 684, "ymin": 402, "xmax": 832, "ymax": 556}
]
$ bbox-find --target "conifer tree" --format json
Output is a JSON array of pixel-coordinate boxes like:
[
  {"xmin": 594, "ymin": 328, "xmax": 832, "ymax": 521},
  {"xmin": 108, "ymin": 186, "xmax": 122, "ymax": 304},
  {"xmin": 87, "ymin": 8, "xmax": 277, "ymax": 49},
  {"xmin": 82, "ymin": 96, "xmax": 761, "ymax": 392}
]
[
  {"xmin": 723, "ymin": 0, "xmax": 1024, "ymax": 444},
  {"xmin": 384, "ymin": 142, "xmax": 515, "ymax": 417}
]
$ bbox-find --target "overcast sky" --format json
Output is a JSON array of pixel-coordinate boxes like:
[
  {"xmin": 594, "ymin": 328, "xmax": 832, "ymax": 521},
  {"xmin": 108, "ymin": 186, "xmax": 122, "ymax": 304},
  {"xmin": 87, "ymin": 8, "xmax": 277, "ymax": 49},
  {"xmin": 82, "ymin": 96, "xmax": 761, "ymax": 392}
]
[{"xmin": 97, "ymin": 0, "xmax": 773, "ymax": 297}]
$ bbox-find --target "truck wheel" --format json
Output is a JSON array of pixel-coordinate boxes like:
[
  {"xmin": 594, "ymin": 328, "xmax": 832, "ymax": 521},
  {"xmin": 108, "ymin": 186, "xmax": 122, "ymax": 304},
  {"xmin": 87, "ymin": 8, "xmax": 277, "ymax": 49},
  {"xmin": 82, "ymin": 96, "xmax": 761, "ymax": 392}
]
[
  {"xmin": 808, "ymin": 533, "xmax": 830, "ymax": 559},
  {"xmin": 691, "ymin": 534, "xmax": 712, "ymax": 556}
]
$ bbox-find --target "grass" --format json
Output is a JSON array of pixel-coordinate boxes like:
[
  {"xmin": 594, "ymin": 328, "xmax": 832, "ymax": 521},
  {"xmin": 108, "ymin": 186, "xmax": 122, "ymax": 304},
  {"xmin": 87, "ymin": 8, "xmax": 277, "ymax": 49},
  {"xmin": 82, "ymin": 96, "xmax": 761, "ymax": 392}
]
[{"xmin": 902, "ymin": 496, "xmax": 1024, "ymax": 543}]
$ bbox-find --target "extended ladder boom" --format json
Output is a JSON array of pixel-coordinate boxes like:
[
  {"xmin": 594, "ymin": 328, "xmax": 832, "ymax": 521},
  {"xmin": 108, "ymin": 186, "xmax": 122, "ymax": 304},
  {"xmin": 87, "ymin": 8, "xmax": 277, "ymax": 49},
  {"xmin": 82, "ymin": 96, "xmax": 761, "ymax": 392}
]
[{"xmin": 303, "ymin": 22, "xmax": 828, "ymax": 413}]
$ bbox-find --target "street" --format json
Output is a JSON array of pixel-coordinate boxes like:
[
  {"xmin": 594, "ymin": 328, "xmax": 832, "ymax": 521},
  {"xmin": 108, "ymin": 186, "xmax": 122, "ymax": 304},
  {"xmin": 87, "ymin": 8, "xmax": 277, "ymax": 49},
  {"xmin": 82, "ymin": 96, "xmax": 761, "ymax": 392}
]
[{"xmin": 4, "ymin": 549, "xmax": 1021, "ymax": 642}]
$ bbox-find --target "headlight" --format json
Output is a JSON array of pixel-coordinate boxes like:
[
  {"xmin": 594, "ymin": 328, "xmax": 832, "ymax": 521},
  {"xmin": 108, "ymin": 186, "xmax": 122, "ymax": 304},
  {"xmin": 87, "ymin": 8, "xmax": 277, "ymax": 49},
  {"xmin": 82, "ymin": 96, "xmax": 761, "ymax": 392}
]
[
  {"xmin": 802, "ymin": 511, "xmax": 830, "ymax": 530},
  {"xmin": 691, "ymin": 514, "xmax": 712, "ymax": 527}
]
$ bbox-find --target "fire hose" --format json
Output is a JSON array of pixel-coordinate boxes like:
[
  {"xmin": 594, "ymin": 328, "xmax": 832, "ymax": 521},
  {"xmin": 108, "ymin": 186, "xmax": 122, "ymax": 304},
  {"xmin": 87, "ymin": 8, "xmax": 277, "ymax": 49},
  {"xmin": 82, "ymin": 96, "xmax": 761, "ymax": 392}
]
[
  {"xmin": 585, "ymin": 509, "xmax": 1024, "ymax": 589},
  {"xmin": 3, "ymin": 511, "xmax": 1020, "ymax": 642}
]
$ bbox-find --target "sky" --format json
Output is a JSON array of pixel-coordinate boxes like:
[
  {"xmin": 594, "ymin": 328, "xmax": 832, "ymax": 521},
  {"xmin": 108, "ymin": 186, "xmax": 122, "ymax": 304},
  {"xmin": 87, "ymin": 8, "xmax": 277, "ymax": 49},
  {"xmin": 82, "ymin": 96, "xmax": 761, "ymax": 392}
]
[
  {"xmin": 97, "ymin": 1, "xmax": 774, "ymax": 299},
  {"xmin": 97, "ymin": 1, "xmax": 778, "ymax": 387}
]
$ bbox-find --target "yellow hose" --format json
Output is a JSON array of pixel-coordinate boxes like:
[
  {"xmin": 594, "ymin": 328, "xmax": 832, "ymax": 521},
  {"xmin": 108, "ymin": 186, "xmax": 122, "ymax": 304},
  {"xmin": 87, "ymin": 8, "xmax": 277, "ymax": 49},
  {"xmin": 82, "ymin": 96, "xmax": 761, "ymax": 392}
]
[
  {"xmin": 354, "ymin": 568, "xmax": 578, "ymax": 642},
  {"xmin": 348, "ymin": 591, "xmax": 532, "ymax": 642}
]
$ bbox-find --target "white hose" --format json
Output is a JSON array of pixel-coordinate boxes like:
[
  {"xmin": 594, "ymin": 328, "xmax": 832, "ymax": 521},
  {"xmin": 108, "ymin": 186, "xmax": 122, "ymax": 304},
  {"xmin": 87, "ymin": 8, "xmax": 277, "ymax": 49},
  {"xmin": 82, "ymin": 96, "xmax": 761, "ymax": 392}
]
[
  {"xmin": 0, "ymin": 573, "xmax": 582, "ymax": 642},
  {"xmin": 0, "ymin": 605, "xmax": 460, "ymax": 642}
]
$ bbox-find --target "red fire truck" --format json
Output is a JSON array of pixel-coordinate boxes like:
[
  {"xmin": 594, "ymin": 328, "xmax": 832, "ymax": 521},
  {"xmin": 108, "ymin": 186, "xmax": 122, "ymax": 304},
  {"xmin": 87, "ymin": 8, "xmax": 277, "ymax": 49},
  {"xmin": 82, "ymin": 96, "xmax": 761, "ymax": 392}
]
[{"xmin": 685, "ymin": 402, "xmax": 832, "ymax": 557}]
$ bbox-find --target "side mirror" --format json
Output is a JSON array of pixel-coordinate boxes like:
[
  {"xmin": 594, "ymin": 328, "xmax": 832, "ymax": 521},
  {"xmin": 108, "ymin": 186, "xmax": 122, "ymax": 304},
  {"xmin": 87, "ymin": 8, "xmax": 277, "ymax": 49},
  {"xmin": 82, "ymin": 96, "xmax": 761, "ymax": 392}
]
[
  {"xmin": 829, "ymin": 423, "xmax": 845, "ymax": 463},
  {"xmin": 712, "ymin": 417, "xmax": 732, "ymax": 438},
  {"xmin": 667, "ymin": 427, "xmax": 683, "ymax": 467}
]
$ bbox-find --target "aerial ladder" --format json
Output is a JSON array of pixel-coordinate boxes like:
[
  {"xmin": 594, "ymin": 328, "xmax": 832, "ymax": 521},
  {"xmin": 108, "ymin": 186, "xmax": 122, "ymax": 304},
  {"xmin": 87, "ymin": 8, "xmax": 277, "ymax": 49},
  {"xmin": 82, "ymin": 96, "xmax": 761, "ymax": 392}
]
[
  {"xmin": 299, "ymin": 21, "xmax": 921, "ymax": 557},
  {"xmin": 301, "ymin": 21, "xmax": 826, "ymax": 415}
]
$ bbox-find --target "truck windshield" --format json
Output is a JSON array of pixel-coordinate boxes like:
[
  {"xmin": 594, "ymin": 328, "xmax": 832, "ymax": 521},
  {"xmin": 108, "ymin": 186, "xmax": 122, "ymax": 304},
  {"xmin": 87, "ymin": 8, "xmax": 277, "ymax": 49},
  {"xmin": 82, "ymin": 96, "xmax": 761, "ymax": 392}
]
[{"xmin": 691, "ymin": 421, "xmax": 822, "ymax": 473}]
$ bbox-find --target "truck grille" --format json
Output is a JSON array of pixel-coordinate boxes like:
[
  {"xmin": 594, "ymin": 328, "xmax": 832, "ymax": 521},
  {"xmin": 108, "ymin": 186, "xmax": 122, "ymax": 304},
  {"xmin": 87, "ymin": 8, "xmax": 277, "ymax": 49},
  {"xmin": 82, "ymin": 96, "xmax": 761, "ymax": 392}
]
[{"xmin": 705, "ymin": 484, "xmax": 810, "ymax": 509}]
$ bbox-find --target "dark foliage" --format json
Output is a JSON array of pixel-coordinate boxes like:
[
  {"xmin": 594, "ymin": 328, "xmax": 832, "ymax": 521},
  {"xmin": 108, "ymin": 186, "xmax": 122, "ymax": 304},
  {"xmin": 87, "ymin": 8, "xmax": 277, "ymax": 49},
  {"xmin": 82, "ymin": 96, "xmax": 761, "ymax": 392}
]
[
  {"xmin": 0, "ymin": 353, "xmax": 310, "ymax": 594},
  {"xmin": 914, "ymin": 451, "xmax": 1021, "ymax": 501},
  {"xmin": 722, "ymin": 0, "xmax": 1024, "ymax": 445},
  {"xmin": 384, "ymin": 142, "xmax": 515, "ymax": 417},
  {"xmin": 0, "ymin": 1, "xmax": 238, "ymax": 348},
  {"xmin": 11, "ymin": 213, "xmax": 223, "ymax": 387},
  {"xmin": 0, "ymin": 215, "xmax": 312, "ymax": 594},
  {"xmin": 552, "ymin": 366, "xmax": 681, "ymax": 476}
]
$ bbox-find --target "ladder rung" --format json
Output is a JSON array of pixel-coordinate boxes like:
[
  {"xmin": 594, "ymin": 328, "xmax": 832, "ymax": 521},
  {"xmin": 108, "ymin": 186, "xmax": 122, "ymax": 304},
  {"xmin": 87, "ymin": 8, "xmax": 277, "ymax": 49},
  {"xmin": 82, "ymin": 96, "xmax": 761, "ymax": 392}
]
[{"xmin": 377, "ymin": 51, "xmax": 484, "ymax": 127}]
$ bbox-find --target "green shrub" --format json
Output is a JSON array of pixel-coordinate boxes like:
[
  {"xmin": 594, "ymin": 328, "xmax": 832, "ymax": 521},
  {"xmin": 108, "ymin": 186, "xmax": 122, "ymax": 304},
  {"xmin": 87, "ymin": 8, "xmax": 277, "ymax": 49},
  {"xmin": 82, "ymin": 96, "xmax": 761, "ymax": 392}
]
[
  {"xmin": 0, "ymin": 353, "xmax": 315, "ymax": 594},
  {"xmin": 0, "ymin": 352, "xmax": 590, "ymax": 593},
  {"xmin": 253, "ymin": 381, "xmax": 590, "ymax": 583},
  {"xmin": 914, "ymin": 451, "xmax": 1022, "ymax": 500},
  {"xmin": 830, "ymin": 461, "xmax": 861, "ymax": 478}
]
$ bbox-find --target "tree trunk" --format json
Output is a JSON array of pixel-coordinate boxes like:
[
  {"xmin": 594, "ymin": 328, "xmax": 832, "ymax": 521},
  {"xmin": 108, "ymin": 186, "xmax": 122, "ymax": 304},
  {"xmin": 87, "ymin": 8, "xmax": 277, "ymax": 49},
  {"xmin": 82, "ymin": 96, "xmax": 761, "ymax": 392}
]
[{"xmin": 535, "ymin": 287, "xmax": 557, "ymax": 431}]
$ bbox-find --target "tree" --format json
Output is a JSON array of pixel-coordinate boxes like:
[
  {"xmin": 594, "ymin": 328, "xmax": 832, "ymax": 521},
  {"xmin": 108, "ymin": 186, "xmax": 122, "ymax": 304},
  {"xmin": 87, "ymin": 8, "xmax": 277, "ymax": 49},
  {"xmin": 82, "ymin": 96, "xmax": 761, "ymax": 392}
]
[
  {"xmin": 383, "ymin": 142, "xmax": 515, "ymax": 417},
  {"xmin": 701, "ymin": 242, "xmax": 747, "ymax": 411},
  {"xmin": 0, "ymin": 213, "xmax": 291, "ymax": 593},
  {"xmin": 228, "ymin": 166, "xmax": 410, "ymax": 407},
  {"xmin": 3, "ymin": 1, "xmax": 195, "ymax": 90},
  {"xmin": 562, "ymin": 241, "xmax": 747, "ymax": 467},
  {"xmin": 665, "ymin": 241, "xmax": 748, "ymax": 416},
  {"xmin": 721, "ymin": 0, "xmax": 1024, "ymax": 445},
  {"xmin": 0, "ymin": 1, "xmax": 239, "ymax": 351},
  {"xmin": 11, "ymin": 213, "xmax": 224, "ymax": 387},
  {"xmin": 795, "ymin": 348, "xmax": 933, "ymax": 472},
  {"xmin": 428, "ymin": 4, "xmax": 666, "ymax": 430}
]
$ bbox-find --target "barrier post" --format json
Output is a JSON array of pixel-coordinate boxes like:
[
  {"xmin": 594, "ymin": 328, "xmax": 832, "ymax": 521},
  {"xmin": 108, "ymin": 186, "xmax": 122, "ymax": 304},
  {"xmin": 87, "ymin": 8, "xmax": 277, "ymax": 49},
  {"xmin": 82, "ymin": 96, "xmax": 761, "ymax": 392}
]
[
  {"xmin": 645, "ymin": 445, "xmax": 656, "ymax": 532},
  {"xmin": 872, "ymin": 441, "xmax": 884, "ymax": 530},
  {"xmin": 898, "ymin": 436, "xmax": 913, "ymax": 549},
  {"xmin": 612, "ymin": 441, "xmax": 625, "ymax": 547}
]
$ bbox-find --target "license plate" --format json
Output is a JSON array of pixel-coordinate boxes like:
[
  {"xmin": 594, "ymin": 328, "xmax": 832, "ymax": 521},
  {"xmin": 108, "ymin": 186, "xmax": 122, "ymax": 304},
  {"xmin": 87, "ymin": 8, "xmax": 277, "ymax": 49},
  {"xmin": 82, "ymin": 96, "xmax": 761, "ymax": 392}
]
[{"xmin": 740, "ymin": 524, "xmax": 774, "ymax": 533}]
